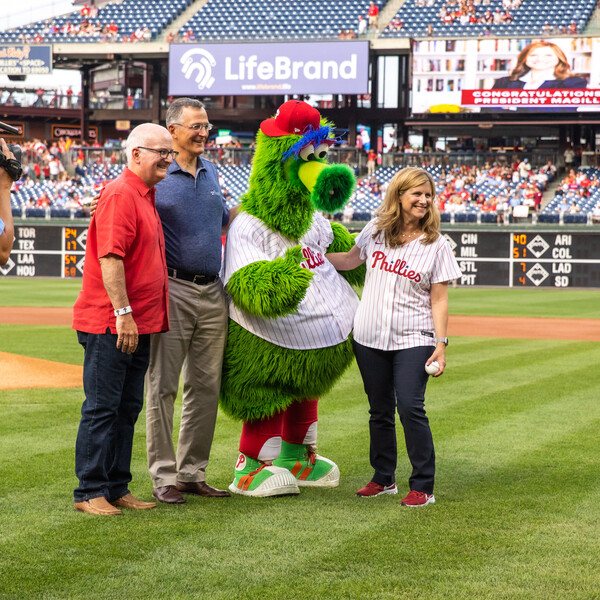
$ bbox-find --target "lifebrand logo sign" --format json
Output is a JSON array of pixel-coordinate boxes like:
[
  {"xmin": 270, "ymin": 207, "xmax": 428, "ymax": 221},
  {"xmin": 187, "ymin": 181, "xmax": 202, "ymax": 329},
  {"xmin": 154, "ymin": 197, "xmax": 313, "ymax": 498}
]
[{"xmin": 169, "ymin": 41, "xmax": 369, "ymax": 96}]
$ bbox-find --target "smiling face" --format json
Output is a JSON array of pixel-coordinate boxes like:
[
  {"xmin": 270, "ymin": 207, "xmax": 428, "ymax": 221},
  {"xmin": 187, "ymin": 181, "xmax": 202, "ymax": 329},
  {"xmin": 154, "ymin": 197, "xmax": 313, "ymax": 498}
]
[
  {"xmin": 525, "ymin": 46, "xmax": 559, "ymax": 72},
  {"xmin": 169, "ymin": 106, "xmax": 210, "ymax": 157},
  {"xmin": 399, "ymin": 181, "xmax": 434, "ymax": 225},
  {"xmin": 131, "ymin": 127, "xmax": 174, "ymax": 188}
]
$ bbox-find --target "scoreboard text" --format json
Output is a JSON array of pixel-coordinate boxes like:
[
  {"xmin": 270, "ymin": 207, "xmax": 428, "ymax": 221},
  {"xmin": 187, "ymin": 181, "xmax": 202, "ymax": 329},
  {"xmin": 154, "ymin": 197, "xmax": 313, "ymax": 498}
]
[{"xmin": 1, "ymin": 225, "xmax": 599, "ymax": 288}]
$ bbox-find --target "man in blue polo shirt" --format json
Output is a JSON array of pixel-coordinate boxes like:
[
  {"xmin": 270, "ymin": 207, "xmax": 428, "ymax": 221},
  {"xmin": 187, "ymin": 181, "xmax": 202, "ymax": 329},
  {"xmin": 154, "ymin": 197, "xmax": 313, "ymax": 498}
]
[
  {"xmin": 0, "ymin": 138, "xmax": 15, "ymax": 265},
  {"xmin": 147, "ymin": 98, "xmax": 238, "ymax": 504}
]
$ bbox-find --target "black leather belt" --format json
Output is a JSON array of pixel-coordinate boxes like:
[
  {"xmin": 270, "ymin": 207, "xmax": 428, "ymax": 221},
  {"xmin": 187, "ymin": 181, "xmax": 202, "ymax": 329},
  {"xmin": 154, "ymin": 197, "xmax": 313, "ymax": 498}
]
[{"xmin": 167, "ymin": 267, "xmax": 219, "ymax": 285}]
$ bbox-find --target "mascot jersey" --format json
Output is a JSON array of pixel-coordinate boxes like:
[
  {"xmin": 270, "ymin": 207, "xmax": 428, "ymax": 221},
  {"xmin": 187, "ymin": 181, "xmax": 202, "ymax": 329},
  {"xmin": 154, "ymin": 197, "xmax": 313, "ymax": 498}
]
[{"xmin": 222, "ymin": 211, "xmax": 359, "ymax": 350}]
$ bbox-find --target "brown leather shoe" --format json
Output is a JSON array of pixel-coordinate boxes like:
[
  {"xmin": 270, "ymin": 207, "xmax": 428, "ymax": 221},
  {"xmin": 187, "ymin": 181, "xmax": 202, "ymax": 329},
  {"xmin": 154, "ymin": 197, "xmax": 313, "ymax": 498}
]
[
  {"xmin": 74, "ymin": 497, "xmax": 122, "ymax": 516},
  {"xmin": 176, "ymin": 481, "xmax": 231, "ymax": 498},
  {"xmin": 112, "ymin": 493, "xmax": 156, "ymax": 510},
  {"xmin": 152, "ymin": 485, "xmax": 186, "ymax": 504}
]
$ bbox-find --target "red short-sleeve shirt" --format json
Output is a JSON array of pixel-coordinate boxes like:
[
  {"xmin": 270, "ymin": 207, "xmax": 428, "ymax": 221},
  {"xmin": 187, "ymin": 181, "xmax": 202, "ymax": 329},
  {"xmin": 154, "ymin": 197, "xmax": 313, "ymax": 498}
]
[{"xmin": 73, "ymin": 167, "xmax": 169, "ymax": 335}]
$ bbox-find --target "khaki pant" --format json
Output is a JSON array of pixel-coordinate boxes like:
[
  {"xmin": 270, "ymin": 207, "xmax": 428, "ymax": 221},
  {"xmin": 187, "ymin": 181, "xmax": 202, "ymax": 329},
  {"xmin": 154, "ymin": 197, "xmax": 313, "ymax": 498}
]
[{"xmin": 146, "ymin": 277, "xmax": 228, "ymax": 487}]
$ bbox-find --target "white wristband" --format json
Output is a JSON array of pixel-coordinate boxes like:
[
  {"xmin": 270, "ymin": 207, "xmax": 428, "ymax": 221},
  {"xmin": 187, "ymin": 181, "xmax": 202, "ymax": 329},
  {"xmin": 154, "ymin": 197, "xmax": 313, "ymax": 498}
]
[{"xmin": 114, "ymin": 305, "xmax": 132, "ymax": 317}]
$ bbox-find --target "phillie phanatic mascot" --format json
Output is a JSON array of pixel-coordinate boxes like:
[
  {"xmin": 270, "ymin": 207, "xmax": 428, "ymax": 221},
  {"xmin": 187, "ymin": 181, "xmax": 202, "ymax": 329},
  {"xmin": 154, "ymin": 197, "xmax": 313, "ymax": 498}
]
[{"xmin": 221, "ymin": 100, "xmax": 364, "ymax": 496}]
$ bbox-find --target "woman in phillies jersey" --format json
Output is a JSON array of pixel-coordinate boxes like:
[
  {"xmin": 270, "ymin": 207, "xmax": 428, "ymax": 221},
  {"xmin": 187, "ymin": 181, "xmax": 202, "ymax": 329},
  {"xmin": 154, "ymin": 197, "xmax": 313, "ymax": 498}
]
[{"xmin": 327, "ymin": 167, "xmax": 461, "ymax": 506}]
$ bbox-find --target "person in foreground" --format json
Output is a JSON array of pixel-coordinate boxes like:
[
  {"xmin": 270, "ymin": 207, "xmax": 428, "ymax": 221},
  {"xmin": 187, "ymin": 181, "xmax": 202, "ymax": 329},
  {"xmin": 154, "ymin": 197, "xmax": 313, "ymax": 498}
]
[
  {"xmin": 327, "ymin": 167, "xmax": 461, "ymax": 507},
  {"xmin": 0, "ymin": 139, "xmax": 16, "ymax": 265},
  {"xmin": 72, "ymin": 123, "xmax": 173, "ymax": 516},
  {"xmin": 145, "ymin": 98, "xmax": 237, "ymax": 504}
]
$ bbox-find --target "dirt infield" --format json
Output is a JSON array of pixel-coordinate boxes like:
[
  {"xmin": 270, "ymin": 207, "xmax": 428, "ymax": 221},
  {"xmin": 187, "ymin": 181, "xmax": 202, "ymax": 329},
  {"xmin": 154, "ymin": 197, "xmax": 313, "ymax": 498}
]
[{"xmin": 1, "ymin": 307, "xmax": 598, "ymax": 391}]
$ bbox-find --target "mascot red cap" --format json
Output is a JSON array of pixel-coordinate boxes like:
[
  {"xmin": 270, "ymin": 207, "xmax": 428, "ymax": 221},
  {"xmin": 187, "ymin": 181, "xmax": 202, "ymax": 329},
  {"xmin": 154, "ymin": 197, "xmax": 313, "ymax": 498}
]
[{"xmin": 260, "ymin": 100, "xmax": 321, "ymax": 137}]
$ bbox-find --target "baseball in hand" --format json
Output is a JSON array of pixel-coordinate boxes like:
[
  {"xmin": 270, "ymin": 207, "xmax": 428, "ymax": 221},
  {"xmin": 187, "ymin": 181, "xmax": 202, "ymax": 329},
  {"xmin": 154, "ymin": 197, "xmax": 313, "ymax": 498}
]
[{"xmin": 425, "ymin": 361, "xmax": 440, "ymax": 375}]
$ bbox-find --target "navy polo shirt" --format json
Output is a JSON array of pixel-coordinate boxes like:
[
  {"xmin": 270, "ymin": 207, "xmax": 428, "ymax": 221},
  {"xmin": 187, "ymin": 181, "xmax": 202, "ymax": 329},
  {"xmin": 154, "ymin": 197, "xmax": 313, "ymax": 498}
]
[{"xmin": 155, "ymin": 156, "xmax": 229, "ymax": 276}]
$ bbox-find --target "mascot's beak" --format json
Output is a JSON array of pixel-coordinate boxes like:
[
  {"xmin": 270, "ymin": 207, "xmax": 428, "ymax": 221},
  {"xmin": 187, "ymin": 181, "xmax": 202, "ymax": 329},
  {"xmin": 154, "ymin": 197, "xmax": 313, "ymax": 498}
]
[
  {"xmin": 297, "ymin": 160, "xmax": 355, "ymax": 213},
  {"xmin": 297, "ymin": 160, "xmax": 326, "ymax": 192}
]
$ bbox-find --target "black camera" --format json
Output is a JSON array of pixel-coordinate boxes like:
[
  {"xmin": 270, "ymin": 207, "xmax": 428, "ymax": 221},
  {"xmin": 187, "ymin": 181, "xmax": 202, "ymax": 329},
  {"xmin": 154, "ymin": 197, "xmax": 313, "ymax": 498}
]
[{"xmin": 0, "ymin": 121, "xmax": 23, "ymax": 181}]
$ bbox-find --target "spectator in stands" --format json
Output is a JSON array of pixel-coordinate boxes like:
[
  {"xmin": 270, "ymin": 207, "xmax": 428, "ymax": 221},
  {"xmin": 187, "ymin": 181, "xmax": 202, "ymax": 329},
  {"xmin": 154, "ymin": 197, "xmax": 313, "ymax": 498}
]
[
  {"xmin": 72, "ymin": 123, "xmax": 173, "ymax": 516},
  {"xmin": 367, "ymin": 149, "xmax": 377, "ymax": 176},
  {"xmin": 146, "ymin": 98, "xmax": 238, "ymax": 505},
  {"xmin": 491, "ymin": 41, "xmax": 587, "ymax": 91},
  {"xmin": 358, "ymin": 15, "xmax": 367, "ymax": 35},
  {"xmin": 368, "ymin": 2, "xmax": 379, "ymax": 31},
  {"xmin": 0, "ymin": 139, "xmax": 15, "ymax": 265},
  {"xmin": 564, "ymin": 145, "xmax": 575, "ymax": 170}
]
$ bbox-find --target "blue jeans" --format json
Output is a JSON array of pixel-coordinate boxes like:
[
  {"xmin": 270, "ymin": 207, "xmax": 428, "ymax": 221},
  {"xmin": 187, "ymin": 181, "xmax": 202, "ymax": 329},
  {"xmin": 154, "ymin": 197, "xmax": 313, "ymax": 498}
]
[
  {"xmin": 74, "ymin": 329, "xmax": 150, "ymax": 502},
  {"xmin": 353, "ymin": 341, "xmax": 436, "ymax": 494}
]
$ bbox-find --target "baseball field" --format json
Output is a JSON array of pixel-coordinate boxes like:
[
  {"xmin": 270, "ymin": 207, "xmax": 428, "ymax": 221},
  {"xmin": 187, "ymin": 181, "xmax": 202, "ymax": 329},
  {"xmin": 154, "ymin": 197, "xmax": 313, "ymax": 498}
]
[{"xmin": 1, "ymin": 279, "xmax": 599, "ymax": 600}]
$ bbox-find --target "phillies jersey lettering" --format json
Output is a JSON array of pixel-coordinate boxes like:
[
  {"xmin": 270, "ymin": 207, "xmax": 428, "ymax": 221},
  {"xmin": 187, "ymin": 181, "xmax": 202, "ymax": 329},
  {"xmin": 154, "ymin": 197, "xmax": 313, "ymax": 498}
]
[
  {"xmin": 301, "ymin": 246, "xmax": 325, "ymax": 269},
  {"xmin": 353, "ymin": 219, "xmax": 462, "ymax": 351},
  {"xmin": 371, "ymin": 251, "xmax": 422, "ymax": 282}
]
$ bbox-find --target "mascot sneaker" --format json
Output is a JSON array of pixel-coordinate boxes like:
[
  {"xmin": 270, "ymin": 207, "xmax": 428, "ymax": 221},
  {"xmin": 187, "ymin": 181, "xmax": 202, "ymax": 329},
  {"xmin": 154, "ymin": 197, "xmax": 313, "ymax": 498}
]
[
  {"xmin": 229, "ymin": 453, "xmax": 299, "ymax": 497},
  {"xmin": 273, "ymin": 441, "xmax": 340, "ymax": 488}
]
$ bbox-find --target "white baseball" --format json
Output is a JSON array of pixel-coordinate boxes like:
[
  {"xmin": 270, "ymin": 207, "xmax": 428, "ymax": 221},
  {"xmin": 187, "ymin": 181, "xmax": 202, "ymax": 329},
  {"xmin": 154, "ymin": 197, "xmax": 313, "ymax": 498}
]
[{"xmin": 425, "ymin": 361, "xmax": 440, "ymax": 375}]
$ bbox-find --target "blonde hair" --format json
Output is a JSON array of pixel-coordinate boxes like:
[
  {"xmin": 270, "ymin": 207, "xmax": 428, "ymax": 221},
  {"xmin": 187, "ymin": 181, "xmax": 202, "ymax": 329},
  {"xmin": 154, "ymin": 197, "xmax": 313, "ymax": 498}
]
[{"xmin": 374, "ymin": 167, "xmax": 440, "ymax": 247}]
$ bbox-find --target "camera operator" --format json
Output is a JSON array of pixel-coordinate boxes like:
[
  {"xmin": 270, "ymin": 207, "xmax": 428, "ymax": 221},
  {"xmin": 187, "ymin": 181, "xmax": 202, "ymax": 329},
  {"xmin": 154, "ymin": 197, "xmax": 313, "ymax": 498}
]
[{"xmin": 0, "ymin": 138, "xmax": 16, "ymax": 265}]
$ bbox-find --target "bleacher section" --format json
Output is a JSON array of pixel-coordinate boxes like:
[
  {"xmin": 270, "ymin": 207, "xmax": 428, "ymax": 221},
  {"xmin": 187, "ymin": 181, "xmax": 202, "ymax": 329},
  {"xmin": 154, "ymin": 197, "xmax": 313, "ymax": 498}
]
[
  {"xmin": 381, "ymin": 0, "xmax": 597, "ymax": 39},
  {"xmin": 12, "ymin": 161, "xmax": 599, "ymax": 224},
  {"xmin": 179, "ymin": 0, "xmax": 383, "ymax": 41},
  {"xmin": 0, "ymin": 0, "xmax": 191, "ymax": 43}
]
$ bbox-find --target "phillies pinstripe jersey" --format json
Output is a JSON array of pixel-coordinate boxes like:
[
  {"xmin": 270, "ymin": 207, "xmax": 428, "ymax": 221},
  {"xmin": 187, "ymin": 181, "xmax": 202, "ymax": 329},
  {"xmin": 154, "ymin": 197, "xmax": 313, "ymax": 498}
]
[
  {"xmin": 222, "ymin": 211, "xmax": 359, "ymax": 350},
  {"xmin": 354, "ymin": 219, "xmax": 462, "ymax": 351}
]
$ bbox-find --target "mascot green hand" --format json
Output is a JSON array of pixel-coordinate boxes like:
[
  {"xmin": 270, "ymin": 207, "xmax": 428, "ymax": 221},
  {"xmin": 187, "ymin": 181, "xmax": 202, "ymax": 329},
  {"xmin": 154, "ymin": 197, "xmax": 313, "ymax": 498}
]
[{"xmin": 221, "ymin": 100, "xmax": 363, "ymax": 497}]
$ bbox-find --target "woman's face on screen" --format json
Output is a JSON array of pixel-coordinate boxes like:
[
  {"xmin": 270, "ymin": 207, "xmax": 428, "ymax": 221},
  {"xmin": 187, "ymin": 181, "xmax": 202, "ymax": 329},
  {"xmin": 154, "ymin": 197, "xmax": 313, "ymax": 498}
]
[{"xmin": 525, "ymin": 47, "xmax": 560, "ymax": 72}]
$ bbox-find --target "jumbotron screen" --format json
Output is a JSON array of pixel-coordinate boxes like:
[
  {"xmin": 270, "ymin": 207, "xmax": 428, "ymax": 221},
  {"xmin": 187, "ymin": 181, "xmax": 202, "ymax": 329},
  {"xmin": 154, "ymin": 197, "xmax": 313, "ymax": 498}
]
[{"xmin": 411, "ymin": 37, "xmax": 600, "ymax": 114}]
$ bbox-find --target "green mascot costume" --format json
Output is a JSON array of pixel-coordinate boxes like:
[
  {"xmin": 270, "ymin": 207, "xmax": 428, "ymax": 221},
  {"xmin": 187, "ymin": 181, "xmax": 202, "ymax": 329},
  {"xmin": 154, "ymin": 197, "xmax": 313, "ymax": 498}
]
[{"xmin": 221, "ymin": 100, "xmax": 364, "ymax": 496}]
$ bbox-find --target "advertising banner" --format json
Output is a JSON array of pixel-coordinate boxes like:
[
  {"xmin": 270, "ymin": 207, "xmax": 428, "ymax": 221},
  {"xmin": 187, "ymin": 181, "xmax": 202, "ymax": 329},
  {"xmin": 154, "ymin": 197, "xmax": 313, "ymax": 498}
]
[
  {"xmin": 168, "ymin": 41, "xmax": 369, "ymax": 96},
  {"xmin": 0, "ymin": 44, "xmax": 52, "ymax": 75},
  {"xmin": 411, "ymin": 37, "xmax": 600, "ymax": 114}
]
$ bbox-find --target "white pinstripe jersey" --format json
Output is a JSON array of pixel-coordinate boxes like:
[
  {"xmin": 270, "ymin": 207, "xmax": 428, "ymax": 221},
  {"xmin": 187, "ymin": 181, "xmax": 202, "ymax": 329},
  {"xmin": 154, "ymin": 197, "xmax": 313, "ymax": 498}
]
[
  {"xmin": 222, "ymin": 211, "xmax": 359, "ymax": 350},
  {"xmin": 354, "ymin": 219, "xmax": 462, "ymax": 351}
]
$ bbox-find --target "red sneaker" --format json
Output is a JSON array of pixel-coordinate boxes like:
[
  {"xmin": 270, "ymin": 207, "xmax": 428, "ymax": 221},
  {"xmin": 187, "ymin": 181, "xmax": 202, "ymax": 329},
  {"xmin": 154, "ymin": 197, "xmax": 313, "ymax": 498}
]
[
  {"xmin": 400, "ymin": 490, "xmax": 435, "ymax": 507},
  {"xmin": 356, "ymin": 481, "xmax": 398, "ymax": 497}
]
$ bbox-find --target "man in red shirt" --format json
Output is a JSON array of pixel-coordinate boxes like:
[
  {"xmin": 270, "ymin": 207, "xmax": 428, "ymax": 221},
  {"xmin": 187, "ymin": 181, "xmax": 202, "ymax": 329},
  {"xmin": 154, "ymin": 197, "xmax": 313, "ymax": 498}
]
[
  {"xmin": 72, "ymin": 123, "xmax": 173, "ymax": 516},
  {"xmin": 368, "ymin": 2, "xmax": 379, "ymax": 31}
]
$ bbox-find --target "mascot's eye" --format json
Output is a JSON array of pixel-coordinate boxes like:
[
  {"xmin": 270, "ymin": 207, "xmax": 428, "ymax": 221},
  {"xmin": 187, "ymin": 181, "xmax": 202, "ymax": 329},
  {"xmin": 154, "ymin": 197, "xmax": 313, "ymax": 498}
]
[
  {"xmin": 315, "ymin": 143, "xmax": 329, "ymax": 160},
  {"xmin": 299, "ymin": 145, "xmax": 316, "ymax": 161}
]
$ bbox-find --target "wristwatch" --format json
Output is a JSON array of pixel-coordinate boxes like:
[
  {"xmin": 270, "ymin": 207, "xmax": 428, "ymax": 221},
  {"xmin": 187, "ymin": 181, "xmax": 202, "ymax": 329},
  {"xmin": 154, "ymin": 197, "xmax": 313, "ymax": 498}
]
[
  {"xmin": 435, "ymin": 337, "xmax": 448, "ymax": 346},
  {"xmin": 114, "ymin": 305, "xmax": 133, "ymax": 317}
]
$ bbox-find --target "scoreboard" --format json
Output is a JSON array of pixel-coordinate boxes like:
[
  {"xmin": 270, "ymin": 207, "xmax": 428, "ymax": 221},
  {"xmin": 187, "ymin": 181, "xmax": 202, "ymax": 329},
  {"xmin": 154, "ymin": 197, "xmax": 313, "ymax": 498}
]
[
  {"xmin": 1, "ymin": 224, "xmax": 599, "ymax": 288},
  {"xmin": 444, "ymin": 230, "xmax": 600, "ymax": 288},
  {"xmin": 0, "ymin": 224, "xmax": 86, "ymax": 278}
]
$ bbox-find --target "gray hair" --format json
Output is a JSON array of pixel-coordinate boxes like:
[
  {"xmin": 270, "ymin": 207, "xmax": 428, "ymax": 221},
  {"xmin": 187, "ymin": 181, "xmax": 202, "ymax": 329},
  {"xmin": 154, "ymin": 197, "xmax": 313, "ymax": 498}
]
[
  {"xmin": 165, "ymin": 97, "xmax": 205, "ymax": 127},
  {"xmin": 124, "ymin": 123, "xmax": 170, "ymax": 163}
]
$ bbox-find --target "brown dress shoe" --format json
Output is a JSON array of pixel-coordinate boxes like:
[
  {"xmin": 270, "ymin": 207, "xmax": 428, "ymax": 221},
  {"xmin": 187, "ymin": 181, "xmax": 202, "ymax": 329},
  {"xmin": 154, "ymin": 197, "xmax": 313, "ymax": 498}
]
[
  {"xmin": 152, "ymin": 485, "xmax": 186, "ymax": 504},
  {"xmin": 176, "ymin": 481, "xmax": 231, "ymax": 498},
  {"xmin": 74, "ymin": 497, "xmax": 122, "ymax": 516},
  {"xmin": 112, "ymin": 493, "xmax": 156, "ymax": 510}
]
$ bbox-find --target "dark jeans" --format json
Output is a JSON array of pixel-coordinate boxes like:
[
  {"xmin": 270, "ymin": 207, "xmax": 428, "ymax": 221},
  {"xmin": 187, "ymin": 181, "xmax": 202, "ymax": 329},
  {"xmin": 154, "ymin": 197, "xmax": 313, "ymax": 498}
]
[
  {"xmin": 74, "ymin": 329, "xmax": 150, "ymax": 502},
  {"xmin": 353, "ymin": 341, "xmax": 435, "ymax": 494}
]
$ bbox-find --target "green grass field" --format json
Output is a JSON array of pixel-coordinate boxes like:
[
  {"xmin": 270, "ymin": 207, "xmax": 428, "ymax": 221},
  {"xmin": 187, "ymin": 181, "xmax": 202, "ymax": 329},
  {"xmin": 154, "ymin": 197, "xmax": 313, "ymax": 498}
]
[{"xmin": 1, "ymin": 281, "xmax": 599, "ymax": 599}]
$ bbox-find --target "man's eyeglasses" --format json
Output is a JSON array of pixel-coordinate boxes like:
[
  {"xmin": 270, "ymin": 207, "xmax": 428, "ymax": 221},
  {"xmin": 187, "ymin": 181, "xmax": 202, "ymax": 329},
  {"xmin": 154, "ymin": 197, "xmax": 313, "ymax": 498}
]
[
  {"xmin": 172, "ymin": 122, "xmax": 213, "ymax": 132},
  {"xmin": 137, "ymin": 147, "xmax": 178, "ymax": 159}
]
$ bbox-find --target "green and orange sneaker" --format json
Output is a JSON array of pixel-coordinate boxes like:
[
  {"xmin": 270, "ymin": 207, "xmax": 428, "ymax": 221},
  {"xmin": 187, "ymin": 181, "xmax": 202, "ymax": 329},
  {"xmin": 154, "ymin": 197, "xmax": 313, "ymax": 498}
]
[
  {"xmin": 229, "ymin": 453, "xmax": 299, "ymax": 497},
  {"xmin": 273, "ymin": 441, "xmax": 340, "ymax": 488}
]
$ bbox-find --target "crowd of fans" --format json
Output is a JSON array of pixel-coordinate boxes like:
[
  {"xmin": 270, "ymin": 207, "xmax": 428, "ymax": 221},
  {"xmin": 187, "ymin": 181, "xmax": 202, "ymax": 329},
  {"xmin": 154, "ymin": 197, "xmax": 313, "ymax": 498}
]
[{"xmin": 8, "ymin": 138, "xmax": 600, "ymax": 223}]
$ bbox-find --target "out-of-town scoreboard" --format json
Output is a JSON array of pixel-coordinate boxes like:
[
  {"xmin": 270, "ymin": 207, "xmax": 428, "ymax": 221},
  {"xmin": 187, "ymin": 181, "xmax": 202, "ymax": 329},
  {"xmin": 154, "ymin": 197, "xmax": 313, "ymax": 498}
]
[
  {"xmin": 1, "ymin": 225, "xmax": 599, "ymax": 288},
  {"xmin": 444, "ymin": 230, "xmax": 600, "ymax": 287},
  {"xmin": 0, "ymin": 225, "xmax": 86, "ymax": 279}
]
